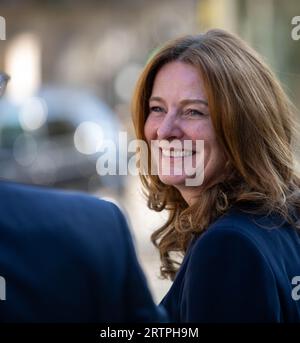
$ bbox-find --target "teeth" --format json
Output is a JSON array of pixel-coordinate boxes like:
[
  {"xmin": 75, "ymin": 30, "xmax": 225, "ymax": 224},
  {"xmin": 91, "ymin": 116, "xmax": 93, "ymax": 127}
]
[{"xmin": 161, "ymin": 149, "xmax": 193, "ymax": 157}]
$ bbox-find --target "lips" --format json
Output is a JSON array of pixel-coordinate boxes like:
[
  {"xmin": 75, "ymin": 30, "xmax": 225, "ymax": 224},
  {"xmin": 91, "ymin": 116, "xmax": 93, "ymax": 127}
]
[
  {"xmin": 155, "ymin": 140, "xmax": 197, "ymax": 158},
  {"xmin": 161, "ymin": 149, "xmax": 194, "ymax": 157}
]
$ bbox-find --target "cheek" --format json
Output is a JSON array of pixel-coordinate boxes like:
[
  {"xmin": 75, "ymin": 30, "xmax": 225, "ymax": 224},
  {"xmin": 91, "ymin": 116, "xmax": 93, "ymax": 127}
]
[
  {"xmin": 185, "ymin": 121, "xmax": 212, "ymax": 142},
  {"xmin": 194, "ymin": 124, "xmax": 223, "ymax": 162},
  {"xmin": 144, "ymin": 116, "xmax": 157, "ymax": 142},
  {"xmin": 207, "ymin": 140, "xmax": 227, "ymax": 173},
  {"xmin": 205, "ymin": 135, "xmax": 221, "ymax": 158}
]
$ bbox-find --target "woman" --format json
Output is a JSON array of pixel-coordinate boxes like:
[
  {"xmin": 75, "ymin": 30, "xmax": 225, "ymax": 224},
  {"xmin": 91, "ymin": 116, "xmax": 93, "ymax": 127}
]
[{"xmin": 132, "ymin": 29, "xmax": 300, "ymax": 322}]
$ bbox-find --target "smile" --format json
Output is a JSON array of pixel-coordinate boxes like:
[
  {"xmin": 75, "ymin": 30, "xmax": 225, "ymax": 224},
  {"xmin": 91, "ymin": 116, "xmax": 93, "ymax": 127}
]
[{"xmin": 161, "ymin": 149, "xmax": 194, "ymax": 157}]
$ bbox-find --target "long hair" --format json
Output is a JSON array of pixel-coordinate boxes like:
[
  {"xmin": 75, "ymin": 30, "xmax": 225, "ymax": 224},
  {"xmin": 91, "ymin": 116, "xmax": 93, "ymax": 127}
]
[{"xmin": 132, "ymin": 29, "xmax": 300, "ymax": 280}]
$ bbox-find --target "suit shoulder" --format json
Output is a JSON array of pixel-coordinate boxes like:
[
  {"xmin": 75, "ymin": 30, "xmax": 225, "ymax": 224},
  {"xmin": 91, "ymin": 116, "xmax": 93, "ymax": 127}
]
[
  {"xmin": 0, "ymin": 180, "xmax": 114, "ymax": 209},
  {"xmin": 190, "ymin": 209, "xmax": 275, "ymax": 267},
  {"xmin": 0, "ymin": 181, "xmax": 128, "ymax": 236},
  {"xmin": 194, "ymin": 224, "xmax": 263, "ymax": 255},
  {"xmin": 208, "ymin": 205, "xmax": 290, "ymax": 239},
  {"xmin": 188, "ymin": 223, "xmax": 274, "ymax": 288},
  {"xmin": 182, "ymin": 214, "xmax": 283, "ymax": 323}
]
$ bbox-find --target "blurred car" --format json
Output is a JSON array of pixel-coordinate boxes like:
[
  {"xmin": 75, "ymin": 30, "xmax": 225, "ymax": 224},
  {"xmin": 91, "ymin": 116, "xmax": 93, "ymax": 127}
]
[{"xmin": 0, "ymin": 86, "xmax": 124, "ymax": 194}]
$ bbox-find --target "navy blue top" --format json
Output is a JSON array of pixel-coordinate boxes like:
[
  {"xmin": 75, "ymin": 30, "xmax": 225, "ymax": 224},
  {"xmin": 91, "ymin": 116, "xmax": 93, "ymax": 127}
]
[
  {"xmin": 160, "ymin": 205, "xmax": 300, "ymax": 322},
  {"xmin": 0, "ymin": 181, "xmax": 166, "ymax": 322}
]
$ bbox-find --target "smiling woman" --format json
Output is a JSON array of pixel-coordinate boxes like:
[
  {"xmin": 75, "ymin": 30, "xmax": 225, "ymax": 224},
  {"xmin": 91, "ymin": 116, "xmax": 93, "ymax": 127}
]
[
  {"xmin": 144, "ymin": 61, "xmax": 227, "ymax": 202},
  {"xmin": 132, "ymin": 29, "xmax": 300, "ymax": 322}
]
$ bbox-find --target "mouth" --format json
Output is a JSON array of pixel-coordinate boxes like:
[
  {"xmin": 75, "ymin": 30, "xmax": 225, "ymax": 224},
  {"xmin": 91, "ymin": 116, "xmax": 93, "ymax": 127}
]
[{"xmin": 160, "ymin": 148, "xmax": 195, "ymax": 158}]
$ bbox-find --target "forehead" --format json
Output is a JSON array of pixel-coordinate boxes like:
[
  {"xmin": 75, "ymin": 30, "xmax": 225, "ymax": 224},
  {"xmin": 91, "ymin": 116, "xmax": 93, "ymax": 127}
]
[{"xmin": 150, "ymin": 61, "xmax": 206, "ymax": 98}]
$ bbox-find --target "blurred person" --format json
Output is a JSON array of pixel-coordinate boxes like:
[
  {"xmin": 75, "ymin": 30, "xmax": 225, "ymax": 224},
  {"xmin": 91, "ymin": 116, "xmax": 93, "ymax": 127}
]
[
  {"xmin": 0, "ymin": 73, "xmax": 9, "ymax": 97},
  {"xmin": 132, "ymin": 29, "xmax": 300, "ymax": 322},
  {"xmin": 0, "ymin": 72, "xmax": 166, "ymax": 322}
]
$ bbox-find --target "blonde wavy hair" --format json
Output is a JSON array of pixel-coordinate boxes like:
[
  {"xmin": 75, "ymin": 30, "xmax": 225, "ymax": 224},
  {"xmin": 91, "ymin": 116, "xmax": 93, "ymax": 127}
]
[{"xmin": 132, "ymin": 29, "xmax": 300, "ymax": 280}]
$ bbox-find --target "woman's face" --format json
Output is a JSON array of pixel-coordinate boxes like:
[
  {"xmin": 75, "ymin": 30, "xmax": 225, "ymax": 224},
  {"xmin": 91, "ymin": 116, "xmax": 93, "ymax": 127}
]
[{"xmin": 144, "ymin": 61, "xmax": 227, "ymax": 204}]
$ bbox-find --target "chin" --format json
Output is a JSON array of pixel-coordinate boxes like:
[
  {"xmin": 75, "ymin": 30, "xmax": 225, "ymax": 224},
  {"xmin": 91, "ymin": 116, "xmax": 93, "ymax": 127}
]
[{"xmin": 158, "ymin": 174, "xmax": 188, "ymax": 186}]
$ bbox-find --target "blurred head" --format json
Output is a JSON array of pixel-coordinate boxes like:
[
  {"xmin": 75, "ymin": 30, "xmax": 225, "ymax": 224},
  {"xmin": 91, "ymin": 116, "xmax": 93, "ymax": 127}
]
[{"xmin": 132, "ymin": 29, "xmax": 300, "ymax": 279}]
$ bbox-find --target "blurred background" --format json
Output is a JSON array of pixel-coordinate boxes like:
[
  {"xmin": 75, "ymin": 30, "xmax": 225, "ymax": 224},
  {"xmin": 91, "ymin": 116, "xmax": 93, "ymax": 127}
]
[{"xmin": 0, "ymin": 0, "xmax": 299, "ymax": 303}]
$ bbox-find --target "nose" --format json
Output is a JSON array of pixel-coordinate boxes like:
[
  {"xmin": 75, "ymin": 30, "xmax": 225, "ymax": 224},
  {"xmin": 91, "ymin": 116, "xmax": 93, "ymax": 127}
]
[{"xmin": 156, "ymin": 112, "xmax": 183, "ymax": 140}]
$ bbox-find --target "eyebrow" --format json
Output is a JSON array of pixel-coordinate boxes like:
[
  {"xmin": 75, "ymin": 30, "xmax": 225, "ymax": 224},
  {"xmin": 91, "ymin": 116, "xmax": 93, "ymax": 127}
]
[{"xmin": 149, "ymin": 96, "xmax": 208, "ymax": 107}]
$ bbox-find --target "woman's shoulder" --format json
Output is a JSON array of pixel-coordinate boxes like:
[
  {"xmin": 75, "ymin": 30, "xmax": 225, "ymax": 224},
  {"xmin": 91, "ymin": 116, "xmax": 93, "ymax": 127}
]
[
  {"xmin": 208, "ymin": 203, "xmax": 296, "ymax": 239},
  {"xmin": 189, "ymin": 204, "xmax": 300, "ymax": 271}
]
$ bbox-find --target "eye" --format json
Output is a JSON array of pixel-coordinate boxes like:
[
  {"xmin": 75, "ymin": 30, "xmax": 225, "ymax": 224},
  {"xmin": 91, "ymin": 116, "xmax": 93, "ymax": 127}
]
[
  {"xmin": 149, "ymin": 106, "xmax": 165, "ymax": 113},
  {"xmin": 184, "ymin": 109, "xmax": 205, "ymax": 117}
]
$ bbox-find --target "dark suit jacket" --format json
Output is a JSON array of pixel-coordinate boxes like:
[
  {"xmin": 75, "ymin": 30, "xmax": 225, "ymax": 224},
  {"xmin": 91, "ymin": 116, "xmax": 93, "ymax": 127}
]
[
  {"xmin": 160, "ymin": 205, "xmax": 300, "ymax": 322},
  {"xmin": 0, "ymin": 181, "xmax": 165, "ymax": 322}
]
